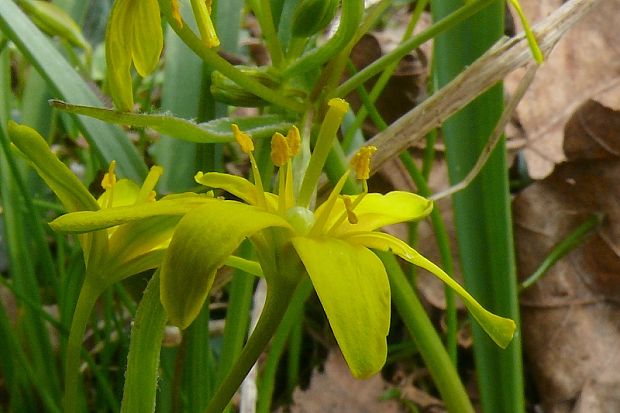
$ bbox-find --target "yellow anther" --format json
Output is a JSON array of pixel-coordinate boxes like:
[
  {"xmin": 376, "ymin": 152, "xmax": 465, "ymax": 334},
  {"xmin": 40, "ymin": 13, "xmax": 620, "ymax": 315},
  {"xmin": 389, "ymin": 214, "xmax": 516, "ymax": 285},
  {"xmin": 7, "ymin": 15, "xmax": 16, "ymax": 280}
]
[
  {"xmin": 171, "ymin": 0, "xmax": 183, "ymax": 27},
  {"xmin": 286, "ymin": 126, "xmax": 301, "ymax": 156},
  {"xmin": 101, "ymin": 160, "xmax": 117, "ymax": 190},
  {"xmin": 328, "ymin": 97, "xmax": 349, "ymax": 114},
  {"xmin": 232, "ymin": 124, "xmax": 254, "ymax": 154},
  {"xmin": 271, "ymin": 132, "xmax": 290, "ymax": 167},
  {"xmin": 350, "ymin": 146, "xmax": 377, "ymax": 181},
  {"xmin": 343, "ymin": 196, "xmax": 358, "ymax": 224}
]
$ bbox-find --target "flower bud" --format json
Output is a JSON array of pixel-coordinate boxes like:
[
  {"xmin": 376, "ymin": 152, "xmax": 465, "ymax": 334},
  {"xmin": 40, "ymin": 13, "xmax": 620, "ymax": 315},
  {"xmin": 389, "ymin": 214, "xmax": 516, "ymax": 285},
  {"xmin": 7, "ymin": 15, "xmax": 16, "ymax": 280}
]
[
  {"xmin": 210, "ymin": 67, "xmax": 278, "ymax": 107},
  {"xmin": 291, "ymin": 0, "xmax": 339, "ymax": 38}
]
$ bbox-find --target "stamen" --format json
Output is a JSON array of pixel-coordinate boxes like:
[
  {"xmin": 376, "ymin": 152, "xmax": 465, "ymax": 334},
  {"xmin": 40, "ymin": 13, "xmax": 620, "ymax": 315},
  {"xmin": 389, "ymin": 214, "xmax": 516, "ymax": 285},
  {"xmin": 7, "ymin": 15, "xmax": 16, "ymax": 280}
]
[
  {"xmin": 232, "ymin": 124, "xmax": 254, "ymax": 154},
  {"xmin": 101, "ymin": 161, "xmax": 117, "ymax": 209},
  {"xmin": 190, "ymin": 0, "xmax": 220, "ymax": 48},
  {"xmin": 101, "ymin": 160, "xmax": 117, "ymax": 190},
  {"xmin": 343, "ymin": 196, "xmax": 358, "ymax": 224},
  {"xmin": 136, "ymin": 165, "xmax": 163, "ymax": 204},
  {"xmin": 232, "ymin": 124, "xmax": 267, "ymax": 208},
  {"xmin": 350, "ymin": 146, "xmax": 377, "ymax": 181},
  {"xmin": 286, "ymin": 126, "xmax": 301, "ymax": 156},
  {"xmin": 171, "ymin": 0, "xmax": 183, "ymax": 27},
  {"xmin": 309, "ymin": 170, "xmax": 350, "ymax": 236},
  {"xmin": 271, "ymin": 132, "xmax": 290, "ymax": 167}
]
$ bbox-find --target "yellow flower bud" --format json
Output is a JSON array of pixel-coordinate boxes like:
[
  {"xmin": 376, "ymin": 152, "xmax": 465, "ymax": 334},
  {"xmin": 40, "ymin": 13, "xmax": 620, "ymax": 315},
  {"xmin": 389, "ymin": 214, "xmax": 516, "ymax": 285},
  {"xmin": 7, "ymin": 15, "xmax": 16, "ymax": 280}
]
[
  {"xmin": 350, "ymin": 146, "xmax": 377, "ymax": 181},
  {"xmin": 271, "ymin": 132, "xmax": 290, "ymax": 167},
  {"xmin": 231, "ymin": 124, "xmax": 254, "ymax": 154}
]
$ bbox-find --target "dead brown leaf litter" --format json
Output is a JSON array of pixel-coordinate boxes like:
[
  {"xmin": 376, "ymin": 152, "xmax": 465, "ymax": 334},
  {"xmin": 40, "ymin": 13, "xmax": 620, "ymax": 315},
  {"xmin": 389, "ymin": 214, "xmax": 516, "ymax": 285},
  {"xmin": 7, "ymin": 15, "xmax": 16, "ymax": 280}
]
[
  {"xmin": 514, "ymin": 101, "xmax": 620, "ymax": 413},
  {"xmin": 506, "ymin": 0, "xmax": 620, "ymax": 179}
]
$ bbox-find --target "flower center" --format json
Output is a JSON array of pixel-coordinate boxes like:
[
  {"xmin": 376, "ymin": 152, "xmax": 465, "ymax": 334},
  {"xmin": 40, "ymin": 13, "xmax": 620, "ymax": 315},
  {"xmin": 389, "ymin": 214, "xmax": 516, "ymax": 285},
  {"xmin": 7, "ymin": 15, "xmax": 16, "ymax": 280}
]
[{"xmin": 285, "ymin": 206, "xmax": 315, "ymax": 235}]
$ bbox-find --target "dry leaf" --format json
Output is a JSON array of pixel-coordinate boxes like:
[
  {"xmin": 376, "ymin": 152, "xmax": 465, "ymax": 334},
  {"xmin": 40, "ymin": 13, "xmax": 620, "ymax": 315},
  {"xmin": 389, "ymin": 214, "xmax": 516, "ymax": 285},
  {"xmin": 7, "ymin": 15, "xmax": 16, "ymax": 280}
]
[
  {"xmin": 514, "ymin": 101, "xmax": 620, "ymax": 412},
  {"xmin": 505, "ymin": 0, "xmax": 620, "ymax": 178},
  {"xmin": 285, "ymin": 350, "xmax": 400, "ymax": 413}
]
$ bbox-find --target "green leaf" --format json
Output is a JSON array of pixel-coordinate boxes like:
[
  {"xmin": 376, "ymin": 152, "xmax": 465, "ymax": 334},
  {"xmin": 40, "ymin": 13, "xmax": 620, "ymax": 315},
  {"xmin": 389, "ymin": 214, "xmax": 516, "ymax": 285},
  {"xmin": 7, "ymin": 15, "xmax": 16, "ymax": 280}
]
[
  {"xmin": 347, "ymin": 231, "xmax": 516, "ymax": 349},
  {"xmin": 160, "ymin": 201, "xmax": 291, "ymax": 329},
  {"xmin": 50, "ymin": 100, "xmax": 294, "ymax": 143},
  {"xmin": 0, "ymin": 0, "xmax": 147, "ymax": 180},
  {"xmin": 8, "ymin": 121, "xmax": 99, "ymax": 212},
  {"xmin": 291, "ymin": 236, "xmax": 390, "ymax": 378}
]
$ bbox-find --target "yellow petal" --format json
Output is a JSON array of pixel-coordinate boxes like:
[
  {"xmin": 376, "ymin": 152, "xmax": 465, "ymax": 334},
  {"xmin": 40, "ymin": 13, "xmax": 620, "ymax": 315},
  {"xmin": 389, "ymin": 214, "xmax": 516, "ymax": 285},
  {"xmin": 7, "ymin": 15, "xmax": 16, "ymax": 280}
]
[
  {"xmin": 131, "ymin": 0, "xmax": 163, "ymax": 76},
  {"xmin": 195, "ymin": 171, "xmax": 258, "ymax": 205},
  {"xmin": 291, "ymin": 236, "xmax": 389, "ymax": 378},
  {"xmin": 346, "ymin": 231, "xmax": 516, "ymax": 349},
  {"xmin": 51, "ymin": 195, "xmax": 212, "ymax": 233},
  {"xmin": 161, "ymin": 201, "xmax": 291, "ymax": 328},
  {"xmin": 105, "ymin": 0, "xmax": 134, "ymax": 110},
  {"xmin": 318, "ymin": 191, "xmax": 432, "ymax": 236}
]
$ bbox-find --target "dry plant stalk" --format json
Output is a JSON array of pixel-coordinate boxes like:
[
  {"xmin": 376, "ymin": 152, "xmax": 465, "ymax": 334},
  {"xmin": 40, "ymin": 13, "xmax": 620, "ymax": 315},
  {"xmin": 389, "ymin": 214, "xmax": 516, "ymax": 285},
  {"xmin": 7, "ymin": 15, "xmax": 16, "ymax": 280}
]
[{"xmin": 366, "ymin": 0, "xmax": 601, "ymax": 174}]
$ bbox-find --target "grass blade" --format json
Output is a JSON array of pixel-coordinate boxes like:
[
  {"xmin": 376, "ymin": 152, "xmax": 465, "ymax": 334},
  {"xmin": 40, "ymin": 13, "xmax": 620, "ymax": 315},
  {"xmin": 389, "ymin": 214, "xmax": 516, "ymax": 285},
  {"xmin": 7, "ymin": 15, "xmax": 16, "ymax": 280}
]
[{"xmin": 430, "ymin": 1, "xmax": 524, "ymax": 411}]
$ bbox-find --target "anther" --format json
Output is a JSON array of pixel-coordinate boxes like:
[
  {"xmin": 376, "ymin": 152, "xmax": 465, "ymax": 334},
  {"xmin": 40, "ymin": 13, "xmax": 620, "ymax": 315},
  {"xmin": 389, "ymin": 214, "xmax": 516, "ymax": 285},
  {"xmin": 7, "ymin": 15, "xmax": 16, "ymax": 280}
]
[
  {"xmin": 232, "ymin": 124, "xmax": 254, "ymax": 154},
  {"xmin": 271, "ymin": 132, "xmax": 290, "ymax": 167},
  {"xmin": 350, "ymin": 146, "xmax": 377, "ymax": 181}
]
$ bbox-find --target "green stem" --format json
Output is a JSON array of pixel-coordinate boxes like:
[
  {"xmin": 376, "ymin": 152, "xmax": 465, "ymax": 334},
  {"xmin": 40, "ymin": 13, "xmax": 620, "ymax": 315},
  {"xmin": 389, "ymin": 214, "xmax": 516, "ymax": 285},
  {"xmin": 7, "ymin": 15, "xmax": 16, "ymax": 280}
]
[
  {"xmin": 157, "ymin": 0, "xmax": 304, "ymax": 113},
  {"xmin": 256, "ymin": 0, "xmax": 284, "ymax": 66},
  {"xmin": 400, "ymin": 152, "xmax": 458, "ymax": 364},
  {"xmin": 342, "ymin": 0, "xmax": 429, "ymax": 145},
  {"xmin": 204, "ymin": 280, "xmax": 299, "ymax": 413},
  {"xmin": 64, "ymin": 279, "xmax": 103, "ymax": 413},
  {"xmin": 332, "ymin": 0, "xmax": 496, "ymax": 98},
  {"xmin": 120, "ymin": 271, "xmax": 168, "ymax": 413},
  {"xmin": 520, "ymin": 213, "xmax": 603, "ymax": 291},
  {"xmin": 257, "ymin": 279, "xmax": 312, "ymax": 413},
  {"xmin": 381, "ymin": 252, "xmax": 474, "ymax": 413}
]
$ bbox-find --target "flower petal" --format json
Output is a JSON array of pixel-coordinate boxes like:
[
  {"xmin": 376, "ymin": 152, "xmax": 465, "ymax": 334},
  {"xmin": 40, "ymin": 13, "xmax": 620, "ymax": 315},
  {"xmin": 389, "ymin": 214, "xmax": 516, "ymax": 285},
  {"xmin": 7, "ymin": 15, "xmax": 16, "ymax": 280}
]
[
  {"xmin": 347, "ymin": 232, "xmax": 516, "ymax": 348},
  {"xmin": 161, "ymin": 201, "xmax": 291, "ymax": 329},
  {"xmin": 105, "ymin": 0, "xmax": 134, "ymax": 110},
  {"xmin": 8, "ymin": 122, "xmax": 99, "ymax": 212},
  {"xmin": 195, "ymin": 171, "xmax": 257, "ymax": 205},
  {"xmin": 291, "ymin": 237, "xmax": 389, "ymax": 378},
  {"xmin": 97, "ymin": 179, "xmax": 140, "ymax": 208},
  {"xmin": 108, "ymin": 215, "xmax": 179, "ymax": 263},
  {"xmin": 320, "ymin": 191, "xmax": 433, "ymax": 236},
  {"xmin": 50, "ymin": 195, "xmax": 211, "ymax": 233},
  {"xmin": 130, "ymin": 0, "xmax": 163, "ymax": 76}
]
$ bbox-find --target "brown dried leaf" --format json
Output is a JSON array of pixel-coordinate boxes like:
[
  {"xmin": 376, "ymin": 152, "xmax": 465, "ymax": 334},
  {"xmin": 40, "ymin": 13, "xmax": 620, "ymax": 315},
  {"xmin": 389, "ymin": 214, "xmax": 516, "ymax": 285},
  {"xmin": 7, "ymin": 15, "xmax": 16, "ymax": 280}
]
[
  {"xmin": 514, "ymin": 101, "xmax": 620, "ymax": 412},
  {"xmin": 285, "ymin": 350, "xmax": 400, "ymax": 413},
  {"xmin": 505, "ymin": 0, "xmax": 620, "ymax": 178},
  {"xmin": 348, "ymin": 33, "xmax": 427, "ymax": 134}
]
